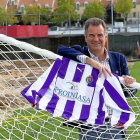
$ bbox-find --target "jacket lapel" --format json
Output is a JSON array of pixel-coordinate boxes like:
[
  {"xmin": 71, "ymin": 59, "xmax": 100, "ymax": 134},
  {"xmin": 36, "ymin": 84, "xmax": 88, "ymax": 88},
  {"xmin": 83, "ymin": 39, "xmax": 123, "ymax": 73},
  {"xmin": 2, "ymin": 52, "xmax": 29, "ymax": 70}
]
[{"xmin": 108, "ymin": 52, "xmax": 121, "ymax": 76}]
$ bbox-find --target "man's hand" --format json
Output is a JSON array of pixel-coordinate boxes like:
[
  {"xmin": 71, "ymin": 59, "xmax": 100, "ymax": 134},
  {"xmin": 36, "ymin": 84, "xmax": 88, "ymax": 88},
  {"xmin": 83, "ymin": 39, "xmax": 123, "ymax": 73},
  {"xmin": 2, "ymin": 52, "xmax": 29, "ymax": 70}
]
[
  {"xmin": 122, "ymin": 75, "xmax": 136, "ymax": 85},
  {"xmin": 86, "ymin": 57, "xmax": 112, "ymax": 79}
]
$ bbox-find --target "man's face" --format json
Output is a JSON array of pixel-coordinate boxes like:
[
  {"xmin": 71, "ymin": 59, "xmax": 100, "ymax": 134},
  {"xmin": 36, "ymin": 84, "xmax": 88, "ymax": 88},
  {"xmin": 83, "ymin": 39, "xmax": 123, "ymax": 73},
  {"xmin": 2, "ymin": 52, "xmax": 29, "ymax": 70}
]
[{"xmin": 85, "ymin": 24, "xmax": 107, "ymax": 54}]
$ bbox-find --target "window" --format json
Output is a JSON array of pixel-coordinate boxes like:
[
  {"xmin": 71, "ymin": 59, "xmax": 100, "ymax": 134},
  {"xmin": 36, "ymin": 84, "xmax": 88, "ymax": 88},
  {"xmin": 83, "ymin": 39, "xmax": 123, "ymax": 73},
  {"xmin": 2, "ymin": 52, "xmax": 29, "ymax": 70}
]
[
  {"xmin": 7, "ymin": 1, "xmax": 10, "ymax": 6},
  {"xmin": 45, "ymin": 4, "xmax": 49, "ymax": 9},
  {"xmin": 21, "ymin": 5, "xmax": 25, "ymax": 13},
  {"xmin": 37, "ymin": 4, "xmax": 41, "ymax": 8},
  {"xmin": 84, "ymin": 1, "xmax": 88, "ymax": 8},
  {"xmin": 85, "ymin": 4, "xmax": 88, "ymax": 8},
  {"xmin": 11, "ymin": 0, "xmax": 14, "ymax": 5},
  {"xmin": 76, "ymin": 2, "xmax": 80, "ymax": 10},
  {"xmin": 118, "ymin": 14, "xmax": 121, "ymax": 18},
  {"xmin": 125, "ymin": 14, "xmax": 128, "ymax": 18},
  {"xmin": 133, "ymin": 12, "xmax": 136, "ymax": 17},
  {"xmin": 77, "ymin": 4, "xmax": 80, "ymax": 10},
  {"xmin": 133, "ymin": 2, "xmax": 136, "ymax": 8}
]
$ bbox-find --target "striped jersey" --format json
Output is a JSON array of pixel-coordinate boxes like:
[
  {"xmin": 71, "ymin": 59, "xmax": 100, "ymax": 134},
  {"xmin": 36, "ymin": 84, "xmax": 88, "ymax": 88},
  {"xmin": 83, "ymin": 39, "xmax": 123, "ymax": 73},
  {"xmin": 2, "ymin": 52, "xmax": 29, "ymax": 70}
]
[{"xmin": 21, "ymin": 57, "xmax": 135, "ymax": 129}]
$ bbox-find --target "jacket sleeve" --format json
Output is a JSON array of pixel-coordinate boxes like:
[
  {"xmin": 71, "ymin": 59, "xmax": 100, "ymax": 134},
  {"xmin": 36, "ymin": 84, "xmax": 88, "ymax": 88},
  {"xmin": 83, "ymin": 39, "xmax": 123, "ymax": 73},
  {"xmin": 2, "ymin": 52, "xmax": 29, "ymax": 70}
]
[
  {"xmin": 57, "ymin": 45, "xmax": 85, "ymax": 62},
  {"xmin": 119, "ymin": 53, "xmax": 137, "ymax": 97},
  {"xmin": 120, "ymin": 54, "xmax": 129, "ymax": 76}
]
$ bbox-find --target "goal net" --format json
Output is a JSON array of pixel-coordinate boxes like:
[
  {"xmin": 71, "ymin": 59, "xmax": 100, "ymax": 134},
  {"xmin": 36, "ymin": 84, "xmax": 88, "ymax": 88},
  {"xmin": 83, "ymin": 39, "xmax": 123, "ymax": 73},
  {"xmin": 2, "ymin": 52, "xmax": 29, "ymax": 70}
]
[{"xmin": 0, "ymin": 34, "xmax": 140, "ymax": 140}]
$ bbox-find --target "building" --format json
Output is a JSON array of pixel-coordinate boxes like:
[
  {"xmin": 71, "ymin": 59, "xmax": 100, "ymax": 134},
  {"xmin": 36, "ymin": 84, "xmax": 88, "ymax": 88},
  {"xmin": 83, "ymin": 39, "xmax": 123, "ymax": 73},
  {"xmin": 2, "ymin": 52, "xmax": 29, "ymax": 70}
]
[
  {"xmin": 2, "ymin": 0, "xmax": 139, "ymax": 22},
  {"xmin": 0, "ymin": 0, "xmax": 57, "ymax": 13},
  {"xmin": 127, "ymin": 0, "xmax": 140, "ymax": 22},
  {"xmin": 75, "ymin": 0, "xmax": 116, "ymax": 20}
]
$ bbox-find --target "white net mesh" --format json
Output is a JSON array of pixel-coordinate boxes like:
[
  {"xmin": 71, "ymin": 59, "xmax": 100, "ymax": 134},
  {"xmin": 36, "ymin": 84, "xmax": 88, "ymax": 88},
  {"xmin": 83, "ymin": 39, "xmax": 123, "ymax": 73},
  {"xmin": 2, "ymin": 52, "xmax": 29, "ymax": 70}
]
[{"xmin": 0, "ymin": 34, "xmax": 140, "ymax": 140}]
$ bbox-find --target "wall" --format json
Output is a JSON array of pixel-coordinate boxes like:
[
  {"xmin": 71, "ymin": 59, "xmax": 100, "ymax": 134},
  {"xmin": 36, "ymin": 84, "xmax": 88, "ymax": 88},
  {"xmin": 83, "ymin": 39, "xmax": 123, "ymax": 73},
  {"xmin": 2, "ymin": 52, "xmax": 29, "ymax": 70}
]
[
  {"xmin": 0, "ymin": 25, "xmax": 48, "ymax": 38},
  {"xmin": 17, "ymin": 34, "xmax": 139, "ymax": 59}
]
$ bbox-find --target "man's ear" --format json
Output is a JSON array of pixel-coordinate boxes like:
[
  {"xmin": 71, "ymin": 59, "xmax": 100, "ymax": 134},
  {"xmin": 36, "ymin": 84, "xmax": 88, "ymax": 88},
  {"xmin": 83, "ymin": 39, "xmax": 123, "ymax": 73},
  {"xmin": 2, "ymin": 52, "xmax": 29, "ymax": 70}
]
[
  {"xmin": 105, "ymin": 35, "xmax": 108, "ymax": 42},
  {"xmin": 85, "ymin": 35, "xmax": 87, "ymax": 42}
]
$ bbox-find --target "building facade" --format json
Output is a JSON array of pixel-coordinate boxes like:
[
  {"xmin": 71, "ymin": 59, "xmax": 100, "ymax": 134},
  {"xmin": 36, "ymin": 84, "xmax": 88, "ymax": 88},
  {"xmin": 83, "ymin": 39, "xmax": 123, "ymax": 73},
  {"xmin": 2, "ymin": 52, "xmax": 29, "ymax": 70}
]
[
  {"xmin": 127, "ymin": 0, "xmax": 140, "ymax": 22},
  {"xmin": 1, "ymin": 0, "xmax": 140, "ymax": 22}
]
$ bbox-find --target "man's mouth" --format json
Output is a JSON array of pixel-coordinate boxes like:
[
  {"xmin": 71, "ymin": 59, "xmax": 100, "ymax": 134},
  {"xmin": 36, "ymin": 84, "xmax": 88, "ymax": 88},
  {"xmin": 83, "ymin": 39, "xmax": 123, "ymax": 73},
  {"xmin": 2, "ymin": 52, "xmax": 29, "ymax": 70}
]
[{"xmin": 91, "ymin": 42, "xmax": 101, "ymax": 45}]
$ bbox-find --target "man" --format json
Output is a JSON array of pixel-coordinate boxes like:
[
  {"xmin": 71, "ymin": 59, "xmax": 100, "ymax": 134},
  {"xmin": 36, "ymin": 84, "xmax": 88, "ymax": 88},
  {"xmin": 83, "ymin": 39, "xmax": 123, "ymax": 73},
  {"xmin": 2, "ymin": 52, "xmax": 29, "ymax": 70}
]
[{"xmin": 57, "ymin": 18, "xmax": 136, "ymax": 139}]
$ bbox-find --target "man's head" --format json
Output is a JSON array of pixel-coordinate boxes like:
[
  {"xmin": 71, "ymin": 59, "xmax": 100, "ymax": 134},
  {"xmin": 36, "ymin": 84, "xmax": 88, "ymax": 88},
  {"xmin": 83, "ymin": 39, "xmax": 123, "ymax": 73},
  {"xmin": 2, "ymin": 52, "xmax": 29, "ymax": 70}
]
[
  {"xmin": 85, "ymin": 17, "xmax": 107, "ymax": 36},
  {"xmin": 84, "ymin": 18, "xmax": 108, "ymax": 55}
]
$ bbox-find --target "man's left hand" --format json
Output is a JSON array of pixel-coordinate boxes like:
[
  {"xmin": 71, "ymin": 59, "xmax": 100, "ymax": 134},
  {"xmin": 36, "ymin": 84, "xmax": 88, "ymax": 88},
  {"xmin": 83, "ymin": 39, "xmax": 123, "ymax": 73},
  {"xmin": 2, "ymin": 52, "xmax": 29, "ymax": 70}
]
[{"xmin": 122, "ymin": 75, "xmax": 136, "ymax": 85}]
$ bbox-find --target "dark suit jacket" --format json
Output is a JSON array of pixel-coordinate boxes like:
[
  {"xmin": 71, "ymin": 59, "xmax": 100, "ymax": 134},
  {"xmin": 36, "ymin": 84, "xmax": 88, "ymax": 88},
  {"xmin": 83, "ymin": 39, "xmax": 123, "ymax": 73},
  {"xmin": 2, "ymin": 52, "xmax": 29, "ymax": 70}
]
[{"xmin": 57, "ymin": 45, "xmax": 137, "ymax": 97}]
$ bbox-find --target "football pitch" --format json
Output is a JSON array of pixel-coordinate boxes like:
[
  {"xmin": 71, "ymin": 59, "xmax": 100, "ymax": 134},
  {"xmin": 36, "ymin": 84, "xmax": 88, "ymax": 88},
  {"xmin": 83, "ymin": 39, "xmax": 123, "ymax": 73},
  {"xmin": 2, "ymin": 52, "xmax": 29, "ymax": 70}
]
[{"xmin": 0, "ymin": 61, "xmax": 140, "ymax": 140}]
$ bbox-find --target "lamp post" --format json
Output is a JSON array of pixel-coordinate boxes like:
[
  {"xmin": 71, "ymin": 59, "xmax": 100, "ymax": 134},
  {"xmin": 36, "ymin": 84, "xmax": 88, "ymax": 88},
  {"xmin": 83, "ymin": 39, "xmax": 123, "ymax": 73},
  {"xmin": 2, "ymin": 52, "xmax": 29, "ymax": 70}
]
[
  {"xmin": 52, "ymin": 0, "xmax": 55, "ymax": 12},
  {"xmin": 111, "ymin": 0, "xmax": 114, "ymax": 35}
]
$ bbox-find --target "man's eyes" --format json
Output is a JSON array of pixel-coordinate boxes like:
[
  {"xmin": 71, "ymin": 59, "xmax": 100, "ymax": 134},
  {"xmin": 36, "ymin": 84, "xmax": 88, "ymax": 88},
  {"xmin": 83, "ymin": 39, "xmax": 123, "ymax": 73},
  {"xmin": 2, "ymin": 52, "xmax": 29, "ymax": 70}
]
[
  {"xmin": 98, "ymin": 34, "xmax": 104, "ymax": 37},
  {"xmin": 89, "ymin": 34, "xmax": 104, "ymax": 38}
]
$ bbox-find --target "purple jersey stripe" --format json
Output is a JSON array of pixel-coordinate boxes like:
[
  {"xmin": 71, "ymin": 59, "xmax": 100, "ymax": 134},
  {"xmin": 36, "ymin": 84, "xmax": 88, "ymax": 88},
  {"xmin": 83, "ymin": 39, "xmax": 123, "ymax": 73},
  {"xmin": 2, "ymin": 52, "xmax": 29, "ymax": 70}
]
[
  {"xmin": 46, "ymin": 57, "xmax": 70, "ymax": 116},
  {"xmin": 95, "ymin": 88, "xmax": 105, "ymax": 125},
  {"xmin": 104, "ymin": 80, "xmax": 130, "ymax": 124},
  {"xmin": 73, "ymin": 64, "xmax": 85, "ymax": 82},
  {"xmin": 118, "ymin": 112, "xmax": 129, "ymax": 125},
  {"xmin": 57, "ymin": 57, "xmax": 70, "ymax": 79},
  {"xmin": 37, "ymin": 58, "xmax": 62, "ymax": 98},
  {"xmin": 79, "ymin": 68, "xmax": 99, "ymax": 122},
  {"xmin": 88, "ymin": 68, "xmax": 99, "ymax": 87},
  {"xmin": 79, "ymin": 105, "xmax": 90, "ymax": 122},
  {"xmin": 36, "ymin": 96, "xmax": 41, "ymax": 109},
  {"xmin": 62, "ymin": 63, "xmax": 85, "ymax": 119},
  {"xmin": 46, "ymin": 93, "xmax": 59, "ymax": 114},
  {"xmin": 21, "ymin": 83, "xmax": 36, "ymax": 104},
  {"xmin": 104, "ymin": 80, "xmax": 130, "ymax": 111},
  {"xmin": 62, "ymin": 100, "xmax": 75, "ymax": 120}
]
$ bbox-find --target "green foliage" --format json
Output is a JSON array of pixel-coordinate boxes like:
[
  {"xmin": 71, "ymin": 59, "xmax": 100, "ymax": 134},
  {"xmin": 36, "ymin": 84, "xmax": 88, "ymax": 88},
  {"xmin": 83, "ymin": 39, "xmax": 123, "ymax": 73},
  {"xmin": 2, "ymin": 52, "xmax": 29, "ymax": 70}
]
[
  {"xmin": 39, "ymin": 7, "xmax": 52, "ymax": 25},
  {"xmin": 0, "ymin": 5, "xmax": 18, "ymax": 25},
  {"xmin": 114, "ymin": 0, "xmax": 133, "ymax": 19},
  {"xmin": 115, "ymin": 18, "xmax": 124, "ymax": 22},
  {"xmin": 130, "ymin": 61, "xmax": 140, "ymax": 83},
  {"xmin": 52, "ymin": 0, "xmax": 78, "ymax": 25},
  {"xmin": 21, "ymin": 5, "xmax": 51, "ymax": 25},
  {"xmin": 0, "ymin": 5, "xmax": 6, "ymax": 25},
  {"xmin": 82, "ymin": 1, "xmax": 105, "ymax": 19}
]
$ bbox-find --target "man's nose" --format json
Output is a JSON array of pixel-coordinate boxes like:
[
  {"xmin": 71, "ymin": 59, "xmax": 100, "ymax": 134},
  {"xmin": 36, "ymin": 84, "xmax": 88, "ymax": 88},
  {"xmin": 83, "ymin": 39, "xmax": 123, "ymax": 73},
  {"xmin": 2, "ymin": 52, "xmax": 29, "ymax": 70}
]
[{"xmin": 93, "ymin": 36, "xmax": 99, "ymax": 41}]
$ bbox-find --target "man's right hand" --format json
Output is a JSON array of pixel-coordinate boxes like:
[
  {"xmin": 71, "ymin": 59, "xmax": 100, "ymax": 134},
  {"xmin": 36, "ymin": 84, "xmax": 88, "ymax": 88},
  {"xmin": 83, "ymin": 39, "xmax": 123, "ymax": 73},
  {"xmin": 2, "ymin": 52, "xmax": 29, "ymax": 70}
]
[{"xmin": 86, "ymin": 57, "xmax": 112, "ymax": 79}]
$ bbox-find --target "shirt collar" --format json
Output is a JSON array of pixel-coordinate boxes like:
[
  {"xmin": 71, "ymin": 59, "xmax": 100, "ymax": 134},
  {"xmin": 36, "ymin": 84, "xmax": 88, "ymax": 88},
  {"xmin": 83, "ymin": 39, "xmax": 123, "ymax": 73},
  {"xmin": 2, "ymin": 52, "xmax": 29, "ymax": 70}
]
[{"xmin": 88, "ymin": 47, "xmax": 109, "ymax": 61}]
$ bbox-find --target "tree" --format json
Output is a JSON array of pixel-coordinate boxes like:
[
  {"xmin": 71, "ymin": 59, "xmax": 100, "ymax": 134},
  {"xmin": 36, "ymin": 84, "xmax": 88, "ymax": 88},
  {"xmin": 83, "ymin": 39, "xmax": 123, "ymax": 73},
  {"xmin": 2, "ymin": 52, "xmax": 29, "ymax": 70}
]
[
  {"xmin": 114, "ymin": 0, "xmax": 133, "ymax": 23},
  {"xmin": 22, "ymin": 5, "xmax": 40, "ymax": 25},
  {"xmin": 39, "ymin": 7, "xmax": 52, "ymax": 25},
  {"xmin": 52, "ymin": 0, "xmax": 78, "ymax": 26},
  {"xmin": 82, "ymin": 1, "xmax": 105, "ymax": 20},
  {"xmin": 0, "ymin": 5, "xmax": 6, "ymax": 26},
  {"xmin": 7, "ymin": 7, "xmax": 19, "ymax": 25},
  {"xmin": 21, "ymin": 5, "xmax": 51, "ymax": 25},
  {"xmin": 0, "ymin": 5, "xmax": 18, "ymax": 26}
]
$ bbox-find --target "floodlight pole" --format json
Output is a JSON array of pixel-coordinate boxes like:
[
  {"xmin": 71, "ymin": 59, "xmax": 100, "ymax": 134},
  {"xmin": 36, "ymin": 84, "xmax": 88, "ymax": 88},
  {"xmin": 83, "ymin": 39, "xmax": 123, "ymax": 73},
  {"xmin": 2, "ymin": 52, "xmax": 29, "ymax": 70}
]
[
  {"xmin": 111, "ymin": 0, "xmax": 114, "ymax": 35},
  {"xmin": 69, "ymin": 12, "xmax": 71, "ymax": 47},
  {"xmin": 52, "ymin": 0, "xmax": 55, "ymax": 12},
  {"xmin": 39, "ymin": 13, "xmax": 40, "ymax": 37}
]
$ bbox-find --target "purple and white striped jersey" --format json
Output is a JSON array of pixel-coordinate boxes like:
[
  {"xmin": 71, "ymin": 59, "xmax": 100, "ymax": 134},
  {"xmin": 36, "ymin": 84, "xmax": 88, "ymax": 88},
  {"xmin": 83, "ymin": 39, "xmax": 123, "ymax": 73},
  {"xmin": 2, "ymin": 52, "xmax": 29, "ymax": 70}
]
[{"xmin": 21, "ymin": 57, "xmax": 135, "ymax": 129}]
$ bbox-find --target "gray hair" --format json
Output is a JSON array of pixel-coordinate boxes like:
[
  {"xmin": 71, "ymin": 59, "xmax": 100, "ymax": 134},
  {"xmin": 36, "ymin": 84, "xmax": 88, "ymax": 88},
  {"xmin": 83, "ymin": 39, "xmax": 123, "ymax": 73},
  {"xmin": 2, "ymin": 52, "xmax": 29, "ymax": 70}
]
[{"xmin": 85, "ymin": 17, "xmax": 108, "ymax": 36}]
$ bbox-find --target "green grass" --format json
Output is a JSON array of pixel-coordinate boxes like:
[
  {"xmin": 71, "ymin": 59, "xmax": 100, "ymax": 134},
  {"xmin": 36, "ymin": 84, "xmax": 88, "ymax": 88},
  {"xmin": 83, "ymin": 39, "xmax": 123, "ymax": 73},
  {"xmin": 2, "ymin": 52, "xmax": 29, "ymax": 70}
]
[
  {"xmin": 0, "ymin": 108, "xmax": 79, "ymax": 140},
  {"xmin": 126, "ymin": 61, "xmax": 140, "ymax": 140},
  {"xmin": 0, "ymin": 61, "xmax": 140, "ymax": 140}
]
